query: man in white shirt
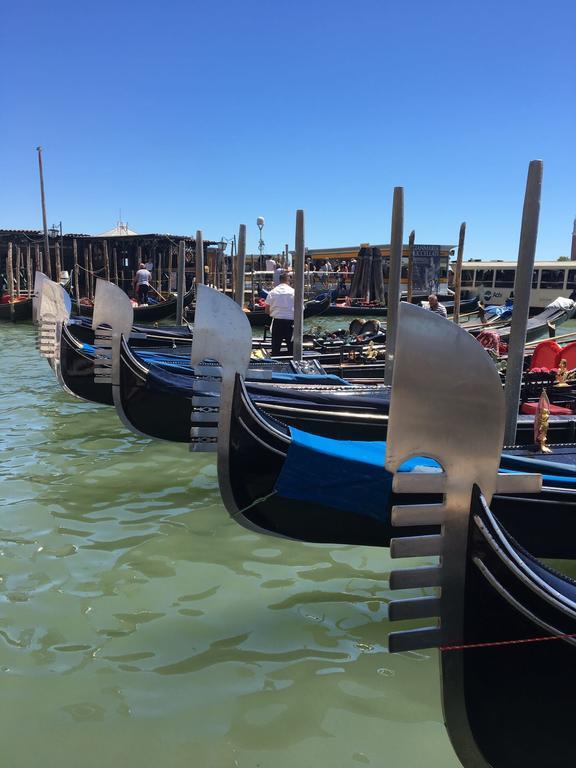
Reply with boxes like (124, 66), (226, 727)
(133, 262), (152, 305)
(265, 257), (277, 272)
(265, 272), (295, 356)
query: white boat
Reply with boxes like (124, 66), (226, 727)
(458, 260), (576, 309)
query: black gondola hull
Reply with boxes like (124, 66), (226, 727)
(0, 297), (33, 322)
(441, 488), (576, 768)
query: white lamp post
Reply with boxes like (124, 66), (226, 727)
(256, 216), (265, 261)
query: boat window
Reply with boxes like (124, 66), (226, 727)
(474, 269), (494, 287)
(532, 270), (539, 288)
(567, 270), (576, 288)
(494, 269), (515, 287)
(540, 269), (565, 289)
(460, 269), (474, 286)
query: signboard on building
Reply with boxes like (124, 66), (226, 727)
(411, 245), (441, 294)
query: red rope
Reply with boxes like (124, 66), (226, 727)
(440, 633), (576, 652)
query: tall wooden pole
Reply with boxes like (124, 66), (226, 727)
(6, 243), (13, 301)
(15, 246), (21, 296)
(293, 210), (305, 362)
(6, 244), (14, 319)
(176, 240), (185, 325)
(406, 229), (415, 304)
(167, 246), (174, 292)
(45, 241), (53, 280)
(112, 247), (119, 285)
(221, 243), (226, 293)
(384, 187), (404, 386)
(55, 241), (62, 283)
(251, 253), (255, 308)
(452, 222), (466, 324)
(88, 243), (94, 299)
(231, 238), (237, 300)
(83, 248), (89, 300)
(195, 231), (204, 286)
(504, 160), (543, 446)
(36, 147), (50, 275)
(35, 243), (42, 275)
(26, 245), (32, 297)
(235, 225), (247, 307)
(103, 241), (110, 283)
(73, 239), (81, 314)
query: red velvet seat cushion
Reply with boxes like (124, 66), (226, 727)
(559, 341), (576, 370)
(520, 402), (573, 415)
(529, 340), (561, 371)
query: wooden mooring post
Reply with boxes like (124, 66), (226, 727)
(235, 225), (246, 307)
(55, 241), (62, 283)
(176, 240), (185, 325)
(73, 239), (81, 314)
(15, 246), (21, 297)
(196, 231), (204, 287)
(406, 230), (415, 304)
(293, 210), (305, 362)
(35, 243), (42, 275)
(103, 241), (110, 283)
(26, 245), (32, 297)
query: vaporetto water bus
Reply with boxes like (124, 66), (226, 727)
(459, 260), (576, 309)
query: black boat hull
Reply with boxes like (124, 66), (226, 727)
(444, 488), (576, 768)
(0, 297), (33, 322)
(73, 285), (196, 322)
(323, 295), (479, 317)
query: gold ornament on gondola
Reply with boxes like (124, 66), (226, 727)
(534, 389), (552, 454)
(555, 358), (571, 387)
(366, 341), (378, 360)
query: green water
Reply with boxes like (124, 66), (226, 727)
(0, 323), (459, 768)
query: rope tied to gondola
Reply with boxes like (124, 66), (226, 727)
(440, 633), (576, 652)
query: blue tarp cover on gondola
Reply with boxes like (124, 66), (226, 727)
(275, 428), (440, 521)
(144, 365), (351, 395)
(485, 299), (513, 320)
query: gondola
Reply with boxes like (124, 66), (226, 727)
(43, 280), (345, 410)
(114, 335), (392, 442)
(72, 283), (196, 322)
(115, 336), (576, 445)
(322, 294), (480, 317)
(0, 294), (35, 321)
(69, 283), (576, 445)
(187, 291), (331, 327)
(215, 370), (576, 556)
(384, 307), (576, 765)
(389, 484), (576, 768)
(40, 279), (576, 455)
(213, 298), (576, 561)
(466, 297), (576, 344)
(1, 272), (71, 322)
(67, 314), (195, 347)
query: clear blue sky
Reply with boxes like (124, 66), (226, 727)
(1, 0), (574, 260)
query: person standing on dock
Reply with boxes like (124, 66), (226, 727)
(133, 263), (152, 305)
(265, 272), (294, 356)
